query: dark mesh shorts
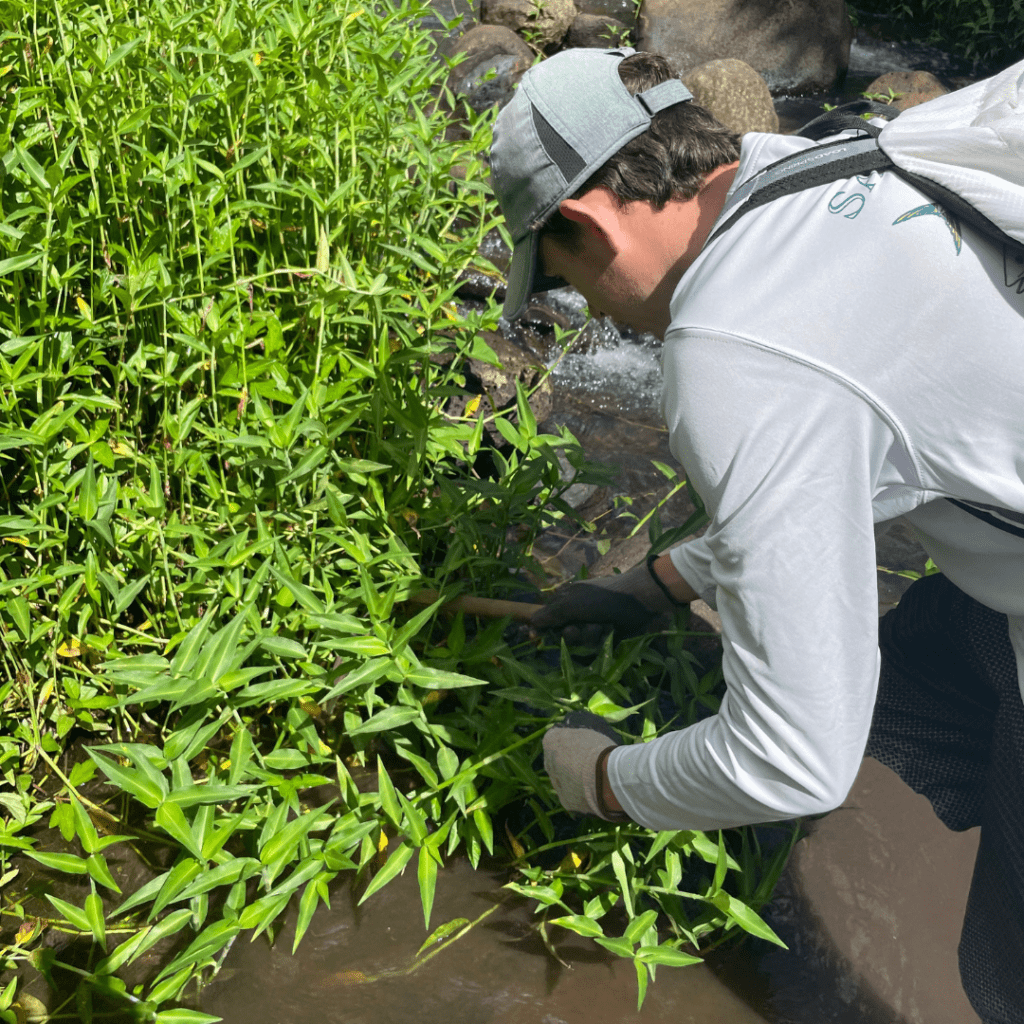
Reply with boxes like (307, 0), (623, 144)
(866, 573), (1024, 1024)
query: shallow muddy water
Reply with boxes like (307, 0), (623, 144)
(203, 858), (771, 1024)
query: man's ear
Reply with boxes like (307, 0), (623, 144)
(558, 190), (622, 255)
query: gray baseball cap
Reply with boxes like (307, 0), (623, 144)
(489, 47), (692, 321)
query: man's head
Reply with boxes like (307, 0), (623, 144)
(489, 48), (741, 323)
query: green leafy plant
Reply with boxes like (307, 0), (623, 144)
(850, 0), (1024, 68)
(0, 0), (796, 1019)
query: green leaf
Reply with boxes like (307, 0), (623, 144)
(417, 845), (438, 929)
(86, 853), (121, 893)
(548, 914), (604, 938)
(262, 748), (310, 770)
(404, 665), (487, 690)
(635, 945), (703, 967)
(268, 565), (325, 613)
(593, 935), (634, 958)
(259, 634), (307, 659)
(156, 802), (202, 859)
(155, 1007), (224, 1023)
(88, 750), (166, 808)
(416, 916), (469, 958)
(25, 850), (89, 874)
(375, 758), (401, 828)
(85, 889), (106, 950)
(103, 34), (145, 71)
(347, 705), (419, 736)
(624, 909), (658, 945)
(713, 830), (728, 892)
(709, 891), (787, 947)
(635, 957), (649, 1011)
(293, 875), (325, 953)
(79, 456), (98, 521)
(260, 803), (333, 866)
(611, 847), (634, 918)
(357, 843), (414, 905)
(45, 895), (91, 932)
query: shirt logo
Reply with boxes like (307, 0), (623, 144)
(893, 204), (962, 254)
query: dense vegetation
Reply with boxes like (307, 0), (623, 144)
(0, 1), (794, 1020)
(850, 0), (1024, 70)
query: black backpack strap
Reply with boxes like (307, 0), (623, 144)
(706, 136), (894, 248)
(797, 99), (901, 140)
(703, 100), (1024, 258)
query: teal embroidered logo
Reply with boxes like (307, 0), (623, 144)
(893, 204), (962, 254)
(827, 174), (875, 220)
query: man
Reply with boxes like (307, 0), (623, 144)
(488, 47), (1024, 1023)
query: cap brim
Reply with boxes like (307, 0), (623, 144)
(502, 231), (568, 321)
(503, 232), (538, 321)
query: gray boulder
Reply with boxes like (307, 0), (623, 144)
(682, 58), (779, 134)
(480, 0), (577, 50)
(637, 0), (853, 95)
(567, 12), (630, 47)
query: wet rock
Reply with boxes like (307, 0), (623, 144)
(440, 25), (535, 113)
(480, 0), (575, 50)
(575, 0), (637, 34)
(864, 69), (949, 111)
(567, 12), (631, 48)
(637, 0), (853, 95)
(555, 450), (599, 507)
(445, 329), (553, 449)
(682, 59), (779, 135)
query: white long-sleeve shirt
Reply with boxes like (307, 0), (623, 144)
(608, 131), (1024, 832)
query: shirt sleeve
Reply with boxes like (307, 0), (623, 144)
(608, 332), (893, 831)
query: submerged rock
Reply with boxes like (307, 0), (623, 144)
(864, 69), (949, 110)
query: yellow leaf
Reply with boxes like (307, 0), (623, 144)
(39, 680), (54, 705)
(558, 848), (585, 873)
(0, 64), (14, 77)
(377, 830), (388, 853)
(110, 440), (132, 456)
(76, 296), (91, 319)
(3, 536), (30, 546)
(504, 820), (525, 861)
(300, 699), (322, 719)
(15, 918), (44, 945)
(57, 639), (82, 658)
(252, 51), (263, 65)
(137, 619), (152, 631)
(465, 395), (481, 418)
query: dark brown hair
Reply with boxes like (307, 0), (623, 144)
(541, 52), (741, 256)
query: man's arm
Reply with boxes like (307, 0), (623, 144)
(604, 333), (894, 830)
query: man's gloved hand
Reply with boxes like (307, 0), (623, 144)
(543, 711), (629, 821)
(531, 557), (681, 641)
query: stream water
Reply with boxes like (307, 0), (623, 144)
(201, 32), (993, 1024)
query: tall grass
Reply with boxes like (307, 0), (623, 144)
(0, 1), (795, 1019)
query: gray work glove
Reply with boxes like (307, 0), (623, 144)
(543, 711), (629, 822)
(531, 557), (681, 640)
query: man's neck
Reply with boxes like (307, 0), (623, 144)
(645, 161), (740, 338)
